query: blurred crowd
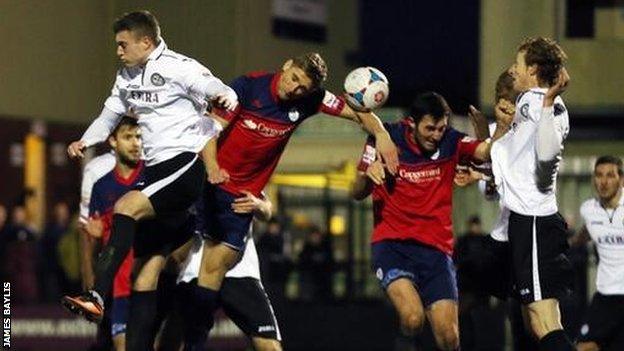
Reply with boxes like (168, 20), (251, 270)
(0, 202), (81, 304)
(0, 202), (337, 305)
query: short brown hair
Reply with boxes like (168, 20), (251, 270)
(495, 70), (519, 103)
(291, 52), (328, 89)
(595, 155), (623, 177)
(518, 37), (567, 86)
(113, 10), (161, 45)
(408, 91), (451, 124)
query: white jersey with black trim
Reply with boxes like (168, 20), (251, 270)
(580, 193), (624, 295)
(79, 153), (116, 224)
(83, 39), (229, 166)
(178, 234), (261, 283)
(491, 88), (570, 216)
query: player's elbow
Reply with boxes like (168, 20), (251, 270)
(351, 188), (368, 201)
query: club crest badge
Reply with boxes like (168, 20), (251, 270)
(520, 103), (529, 119)
(151, 73), (165, 86)
(288, 108), (300, 122)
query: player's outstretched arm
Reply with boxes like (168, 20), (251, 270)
(472, 100), (514, 161)
(468, 105), (490, 141)
(352, 160), (385, 200)
(536, 68), (570, 162)
(201, 136), (229, 184)
(68, 107), (123, 159)
(183, 63), (238, 111)
(336, 102), (398, 175)
(231, 191), (273, 221)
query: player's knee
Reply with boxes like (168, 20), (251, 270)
(113, 191), (150, 219)
(400, 312), (425, 335)
(133, 272), (158, 291)
(252, 337), (282, 351)
(576, 341), (600, 351)
(526, 301), (562, 339)
(434, 324), (459, 351)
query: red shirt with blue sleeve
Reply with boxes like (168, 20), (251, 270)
(358, 120), (480, 255)
(88, 163), (144, 298)
(213, 72), (345, 196)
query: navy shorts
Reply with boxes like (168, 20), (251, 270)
(372, 240), (458, 307)
(110, 296), (129, 337)
(197, 184), (252, 251)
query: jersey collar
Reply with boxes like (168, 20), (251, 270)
(270, 73), (281, 102)
(529, 87), (548, 94)
(113, 161), (144, 186)
(401, 119), (423, 156)
(146, 38), (167, 62)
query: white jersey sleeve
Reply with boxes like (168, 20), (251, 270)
(80, 107), (123, 148)
(79, 153), (116, 224)
(104, 71), (129, 115)
(178, 60), (237, 107)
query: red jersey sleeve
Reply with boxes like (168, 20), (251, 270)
(318, 90), (346, 116)
(456, 135), (481, 158)
(357, 136), (377, 172)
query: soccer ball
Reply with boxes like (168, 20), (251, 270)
(343, 66), (389, 111)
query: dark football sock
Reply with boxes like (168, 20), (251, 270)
(539, 329), (574, 351)
(126, 290), (158, 351)
(93, 214), (136, 298)
(182, 283), (219, 351)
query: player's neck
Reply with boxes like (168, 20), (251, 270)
(600, 189), (622, 209)
(115, 162), (138, 179)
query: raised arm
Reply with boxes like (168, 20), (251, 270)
(335, 101), (398, 175)
(471, 100), (514, 161)
(536, 69), (570, 162)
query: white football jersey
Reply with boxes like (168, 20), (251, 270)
(178, 234), (261, 284)
(491, 88), (569, 216)
(580, 193), (624, 295)
(97, 39), (226, 166)
(79, 153), (116, 224)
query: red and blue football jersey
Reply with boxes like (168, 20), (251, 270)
(358, 120), (480, 255)
(214, 72), (345, 195)
(89, 163), (144, 297)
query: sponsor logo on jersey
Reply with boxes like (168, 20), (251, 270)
(519, 288), (531, 296)
(150, 73), (165, 86)
(241, 119), (294, 137)
(590, 220), (604, 225)
(399, 167), (441, 183)
(129, 90), (160, 103)
(597, 235), (624, 245)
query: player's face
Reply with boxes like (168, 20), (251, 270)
(510, 51), (534, 92)
(278, 61), (315, 100)
(414, 115), (448, 151)
(115, 30), (151, 67)
(110, 125), (142, 165)
(593, 163), (623, 201)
